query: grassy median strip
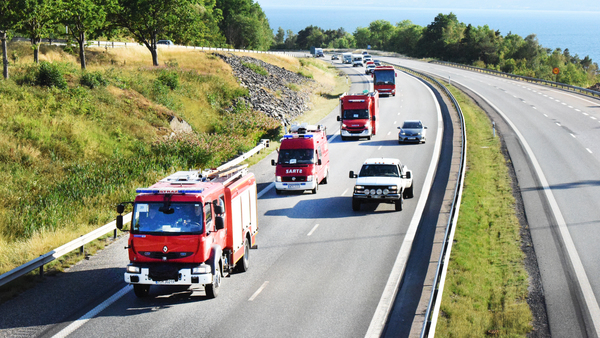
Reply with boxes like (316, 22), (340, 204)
(435, 86), (532, 336)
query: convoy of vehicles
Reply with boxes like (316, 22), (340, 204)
(352, 54), (363, 67)
(349, 158), (414, 211)
(337, 91), (380, 141)
(116, 153), (260, 298)
(365, 61), (376, 74)
(398, 120), (427, 143)
(372, 66), (397, 96)
(272, 123), (330, 194)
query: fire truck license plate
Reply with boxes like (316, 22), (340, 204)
(288, 184), (300, 189)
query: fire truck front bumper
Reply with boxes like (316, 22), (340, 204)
(275, 180), (317, 191)
(341, 128), (371, 137)
(124, 264), (214, 286)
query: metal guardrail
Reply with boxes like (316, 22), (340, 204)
(0, 140), (271, 288)
(385, 61), (468, 337)
(432, 60), (600, 99)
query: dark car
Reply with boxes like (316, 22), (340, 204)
(331, 54), (339, 60)
(157, 40), (174, 45)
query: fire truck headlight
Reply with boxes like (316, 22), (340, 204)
(306, 175), (314, 182)
(126, 265), (140, 274)
(276, 176), (282, 182)
(341, 123), (347, 129)
(192, 265), (211, 274)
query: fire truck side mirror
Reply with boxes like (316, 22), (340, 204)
(215, 216), (225, 231)
(349, 171), (356, 179)
(395, 73), (397, 77)
(214, 204), (223, 215)
(318, 159), (322, 166)
(371, 73), (373, 78)
(271, 159), (276, 166)
(116, 215), (123, 230)
(116, 204), (125, 214)
(337, 116), (341, 121)
(372, 116), (376, 121)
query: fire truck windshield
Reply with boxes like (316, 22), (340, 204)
(132, 202), (204, 234)
(373, 70), (395, 85)
(342, 109), (369, 120)
(278, 148), (314, 164)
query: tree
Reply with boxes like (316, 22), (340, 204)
(353, 27), (370, 49)
(417, 13), (462, 59)
(215, 0), (271, 50)
(1, 0), (18, 79)
(15, 0), (61, 64)
(110, 0), (223, 66)
(60, 0), (111, 69)
(389, 20), (422, 56)
(284, 29), (296, 49)
(368, 20), (394, 50)
(274, 27), (285, 46)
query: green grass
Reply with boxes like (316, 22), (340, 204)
(435, 85), (533, 337)
(242, 61), (269, 76)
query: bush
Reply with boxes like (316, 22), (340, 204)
(36, 62), (68, 89)
(242, 62), (268, 76)
(157, 71), (179, 90)
(80, 71), (108, 89)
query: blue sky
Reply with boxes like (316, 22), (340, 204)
(254, 0), (599, 11)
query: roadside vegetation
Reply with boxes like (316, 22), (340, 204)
(0, 42), (345, 292)
(273, 14), (599, 88)
(435, 86), (532, 336)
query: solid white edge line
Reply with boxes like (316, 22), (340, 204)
(460, 83), (600, 336)
(52, 285), (131, 338)
(248, 281), (269, 301)
(257, 182), (275, 199)
(307, 224), (320, 236)
(365, 72), (444, 338)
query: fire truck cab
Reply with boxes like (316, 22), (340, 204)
(271, 123), (330, 194)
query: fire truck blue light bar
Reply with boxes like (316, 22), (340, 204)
(136, 188), (205, 194)
(283, 134), (314, 139)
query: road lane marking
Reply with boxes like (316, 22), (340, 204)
(248, 281), (269, 301)
(587, 148), (593, 153)
(307, 224), (320, 236)
(571, 134), (576, 138)
(257, 182), (275, 198)
(52, 285), (131, 338)
(556, 123), (562, 127)
(341, 188), (348, 196)
(544, 114), (549, 117)
(592, 117), (597, 120)
(575, 109), (581, 112)
(583, 113), (589, 116)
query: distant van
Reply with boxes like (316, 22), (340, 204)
(352, 54), (363, 67)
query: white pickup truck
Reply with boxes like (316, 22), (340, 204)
(349, 158), (414, 211)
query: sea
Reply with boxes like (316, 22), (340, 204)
(262, 6), (600, 64)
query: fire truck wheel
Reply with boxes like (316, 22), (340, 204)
(395, 195), (403, 211)
(275, 188), (282, 195)
(206, 263), (221, 298)
(322, 170), (329, 184)
(312, 182), (318, 194)
(367, 135), (371, 141)
(341, 136), (347, 141)
(133, 284), (150, 298)
(236, 239), (250, 273)
(352, 198), (361, 211)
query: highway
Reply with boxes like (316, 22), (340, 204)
(0, 58), (453, 337)
(380, 56), (600, 337)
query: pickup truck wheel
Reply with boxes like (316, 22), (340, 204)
(236, 239), (250, 273)
(206, 262), (221, 298)
(395, 195), (403, 211)
(133, 284), (150, 298)
(352, 198), (361, 211)
(404, 185), (414, 199)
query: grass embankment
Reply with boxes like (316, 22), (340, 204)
(435, 86), (532, 336)
(0, 42), (346, 295)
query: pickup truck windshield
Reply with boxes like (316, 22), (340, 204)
(132, 202), (203, 234)
(359, 164), (399, 177)
(343, 109), (369, 119)
(374, 70), (395, 85)
(278, 148), (314, 164)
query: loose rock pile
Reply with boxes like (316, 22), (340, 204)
(217, 53), (313, 125)
(589, 83), (600, 92)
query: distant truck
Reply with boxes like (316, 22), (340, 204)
(272, 123), (330, 194)
(342, 52), (352, 64)
(349, 158), (414, 211)
(352, 54), (363, 67)
(337, 91), (379, 140)
(310, 47), (324, 57)
(372, 66), (397, 96)
(116, 148), (263, 298)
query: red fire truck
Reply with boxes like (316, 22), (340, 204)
(337, 91), (380, 141)
(116, 154), (261, 298)
(271, 123), (330, 194)
(372, 66), (397, 96)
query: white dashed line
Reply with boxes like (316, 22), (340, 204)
(393, 121), (397, 124)
(583, 113), (589, 116)
(575, 109), (581, 112)
(587, 148), (593, 154)
(562, 102), (567, 105)
(532, 107), (537, 110)
(341, 188), (348, 196)
(568, 106), (573, 108)
(556, 123), (562, 127)
(570, 134), (576, 138)
(307, 224), (320, 236)
(592, 117), (597, 120)
(378, 145), (383, 150)
(248, 281), (269, 301)
(387, 131), (391, 136)
(544, 114), (549, 117)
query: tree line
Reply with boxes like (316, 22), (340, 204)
(272, 13), (599, 87)
(0, 0), (272, 78)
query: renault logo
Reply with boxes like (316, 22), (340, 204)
(163, 246), (168, 253)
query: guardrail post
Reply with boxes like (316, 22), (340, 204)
(39, 264), (44, 279)
(114, 229), (117, 239)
